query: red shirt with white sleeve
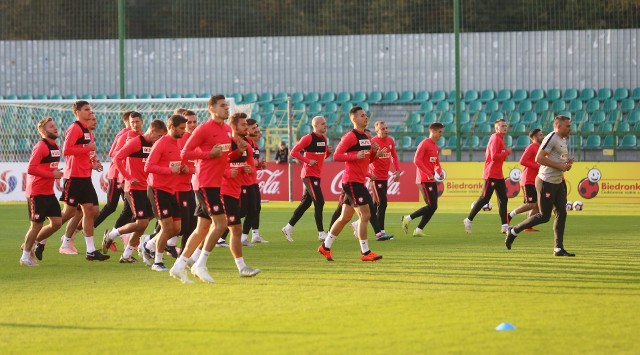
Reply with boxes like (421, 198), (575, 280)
(483, 133), (510, 179)
(176, 131), (196, 192)
(290, 132), (330, 178)
(221, 138), (254, 198)
(333, 129), (372, 184)
(114, 135), (153, 191)
(370, 136), (400, 180)
(62, 121), (94, 179)
(26, 138), (61, 197)
(414, 138), (443, 183)
(107, 127), (129, 179)
(145, 134), (183, 194)
(519, 141), (541, 186)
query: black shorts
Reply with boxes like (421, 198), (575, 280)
(148, 187), (181, 220)
(127, 190), (153, 220)
(222, 195), (241, 226)
(523, 184), (538, 203)
(60, 177), (98, 207)
(371, 179), (388, 204)
(194, 187), (224, 218)
(342, 182), (371, 207)
(240, 185), (250, 218)
(27, 194), (62, 223)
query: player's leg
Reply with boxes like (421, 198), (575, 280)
(494, 178), (509, 230)
(464, 179), (496, 233)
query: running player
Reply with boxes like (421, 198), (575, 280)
(240, 118), (268, 245)
(175, 110), (198, 251)
(369, 121), (401, 238)
(507, 128), (543, 231)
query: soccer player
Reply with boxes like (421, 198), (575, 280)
(401, 122), (444, 237)
(507, 128), (544, 231)
(505, 115), (576, 256)
(241, 118), (268, 245)
(175, 110), (199, 251)
(103, 119), (167, 264)
(20, 118), (64, 266)
(369, 121), (401, 238)
(171, 95), (248, 283)
(144, 115), (188, 271)
(93, 111), (133, 229)
(281, 116), (332, 242)
(463, 118), (512, 234)
(318, 106), (383, 262)
(58, 101), (109, 261)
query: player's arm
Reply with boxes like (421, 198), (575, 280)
(290, 135), (312, 164)
(332, 133), (359, 162)
(114, 139), (139, 181)
(413, 141), (431, 176)
(535, 140), (570, 171)
(63, 125), (92, 156)
(519, 145), (539, 169)
(27, 142), (56, 178)
(180, 127), (210, 160)
(145, 143), (172, 175)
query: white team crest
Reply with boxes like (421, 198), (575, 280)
(545, 192), (551, 198)
(69, 198), (75, 204)
(143, 147), (152, 153)
(162, 209), (168, 215)
(229, 216), (236, 222)
(314, 181), (319, 186)
(183, 201), (188, 207)
(213, 205), (220, 212)
(428, 186), (433, 191)
(84, 133), (91, 140)
(242, 188), (247, 193)
(429, 157), (437, 162)
(358, 197), (364, 203)
(491, 182), (495, 186)
(34, 214), (40, 220)
(50, 150), (61, 157)
(528, 197), (533, 201)
(377, 183), (382, 188)
(138, 211), (144, 216)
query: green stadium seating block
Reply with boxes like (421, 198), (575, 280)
(484, 100), (499, 113)
(599, 123), (613, 133)
(529, 89), (545, 102)
(448, 90), (462, 103)
(240, 92), (257, 104)
(534, 100), (550, 113)
(435, 101), (450, 112)
(411, 124), (425, 133)
(94, 94), (108, 99)
(590, 111), (606, 124)
(479, 135), (490, 149)
(380, 91), (399, 104)
(464, 90), (479, 103)
(512, 123), (527, 133)
(439, 112), (454, 125)
(620, 99), (636, 113)
(359, 102), (370, 112)
(292, 102), (306, 111)
(20, 95), (34, 100)
(603, 99), (617, 112)
(169, 93), (182, 99)
(437, 136), (446, 147)
(183, 93), (197, 99)
(291, 92), (304, 104)
(406, 112), (421, 126)
(606, 111), (620, 123)
(517, 100), (533, 113)
(48, 94), (62, 100)
(514, 135), (530, 149)
(579, 88), (595, 101)
(504, 135), (513, 148)
(467, 100), (482, 114)
(474, 112), (487, 124)
(631, 88), (640, 101)
(463, 135), (480, 149)
(522, 111), (537, 125)
(273, 92), (288, 104)
(574, 111), (587, 124)
(459, 112), (471, 125)
(613, 88), (629, 101)
(340, 102), (353, 113)
(627, 110), (640, 125)
(568, 99), (583, 112)
(367, 91), (382, 104)
(400, 136), (412, 149)
(423, 112), (438, 125)
(477, 123), (493, 133)
(501, 100), (516, 112)
(496, 89), (512, 102)
(551, 100), (566, 112)
(585, 135), (601, 149)
(153, 93), (167, 99)
(461, 123), (472, 133)
(617, 122), (630, 132)
(490, 111), (504, 122)
(258, 92), (274, 103)
(546, 89), (561, 102)
(444, 123), (456, 134)
(620, 134), (637, 148)
(430, 90), (446, 103)
(602, 135), (616, 148)
(304, 92), (320, 104)
(479, 89), (495, 103)
(412, 90), (429, 103)
(397, 91), (414, 104)
(124, 94), (136, 99)
(581, 122), (595, 132)
(335, 91), (351, 104)
(351, 91), (366, 103)
(259, 103), (275, 113)
(562, 88), (578, 101)
(413, 135), (427, 148)
(5, 94), (18, 100)
(445, 136), (458, 149)
(196, 93), (210, 98)
(585, 99), (600, 113)
(324, 103), (338, 113)
(299, 125), (312, 135)
(597, 88), (612, 101)
(418, 101), (433, 113)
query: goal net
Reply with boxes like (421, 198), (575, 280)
(0, 97), (244, 163)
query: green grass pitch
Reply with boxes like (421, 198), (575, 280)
(0, 201), (638, 354)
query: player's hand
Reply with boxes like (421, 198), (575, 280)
(170, 164), (181, 174)
(87, 141), (97, 151)
(260, 159), (267, 169)
(308, 159), (318, 166)
(327, 146), (333, 155)
(244, 166), (253, 175)
(209, 144), (223, 158)
(371, 142), (380, 154)
(356, 150), (366, 159)
(506, 148), (512, 155)
(563, 161), (573, 172)
(237, 139), (248, 153)
(392, 171), (401, 182)
(230, 168), (239, 178)
(92, 161), (103, 172)
(53, 169), (63, 179)
(180, 165), (190, 174)
(131, 179), (140, 186)
(376, 147), (387, 158)
(369, 174), (377, 180)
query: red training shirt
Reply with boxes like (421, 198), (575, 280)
(62, 121), (94, 179)
(221, 138), (254, 198)
(26, 138), (61, 197)
(107, 128), (129, 179)
(145, 134), (183, 194)
(333, 129), (373, 184)
(290, 132), (330, 178)
(370, 136), (400, 181)
(519, 141), (541, 186)
(483, 133), (510, 179)
(176, 131), (196, 192)
(414, 137), (443, 183)
(114, 135), (153, 191)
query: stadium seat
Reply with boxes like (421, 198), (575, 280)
(479, 135), (490, 149)
(273, 92), (287, 104)
(299, 125), (312, 135)
(606, 111), (619, 123)
(522, 111), (537, 125)
(546, 89), (561, 102)
(4, 94), (16, 100)
(562, 88), (578, 101)
(627, 110), (640, 126)
(529, 89), (545, 102)
(169, 93), (182, 99)
(292, 102), (306, 112)
(620, 99), (636, 113)
(153, 93), (167, 99)
(34, 94), (47, 100)
(602, 135), (616, 148)
(436, 136), (446, 147)
(534, 100), (549, 113)
(484, 100), (499, 113)
(335, 91), (351, 104)
(430, 90), (446, 103)
(255, 92), (271, 104)
(464, 90), (479, 103)
(380, 91), (399, 104)
(400, 136), (412, 149)
(511, 123), (527, 133)
(351, 91), (366, 103)
(340, 102), (353, 113)
(631, 87), (640, 101)
(325, 113), (339, 126)
(304, 92), (320, 104)
(474, 112), (487, 125)
(447, 90), (462, 103)
(260, 103), (275, 114)
(585, 135), (601, 149)
(590, 111), (606, 125)
(603, 99), (617, 112)
(496, 89), (512, 102)
(599, 123), (613, 133)
(508, 112), (522, 124)
(440, 112), (454, 125)
(240, 92), (257, 104)
(359, 102), (370, 112)
(461, 123), (472, 133)
(446, 136), (458, 149)
(367, 91), (382, 104)
(479, 89), (495, 103)
(501, 100), (516, 113)
(182, 93), (196, 99)
(551, 100), (566, 112)
(64, 94), (78, 100)
(324, 102), (338, 113)
(291, 92), (304, 104)
(504, 135), (513, 148)
(397, 91), (414, 103)
(574, 111), (587, 124)
(585, 99), (600, 113)
(417, 101), (433, 113)
(410, 124), (425, 133)
(423, 112), (438, 125)
(613, 88), (629, 101)
(94, 94), (108, 99)
(459, 112), (471, 125)
(406, 112), (421, 126)
(463, 135), (480, 149)
(579, 88), (595, 101)
(512, 89), (528, 103)
(517, 100), (533, 113)
(620, 134), (637, 148)
(125, 94), (137, 99)
(412, 90), (429, 103)
(581, 122), (595, 133)
(597, 88), (612, 101)
(435, 101), (450, 112)
(490, 111), (504, 122)
(467, 100), (482, 114)
(477, 123), (493, 133)
(617, 122), (630, 132)
(20, 95), (33, 100)
(568, 99), (583, 112)
(514, 135), (530, 149)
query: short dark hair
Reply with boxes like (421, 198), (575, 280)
(208, 95), (226, 108)
(494, 118), (506, 125)
(349, 106), (363, 117)
(129, 111), (142, 120)
(168, 114), (187, 129)
(430, 122), (444, 130)
(72, 100), (90, 112)
(174, 107), (188, 115)
(183, 110), (196, 117)
(529, 128), (541, 138)
(246, 118), (257, 126)
(229, 112), (247, 127)
(122, 110), (134, 123)
(149, 119), (167, 132)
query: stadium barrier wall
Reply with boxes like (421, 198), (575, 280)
(1, 162), (638, 204)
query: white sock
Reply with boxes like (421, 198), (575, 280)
(414, 228), (422, 233)
(21, 251), (30, 260)
(122, 245), (134, 258)
(191, 248), (202, 263)
(195, 250), (210, 268)
(145, 238), (157, 251)
(154, 249), (164, 264)
(61, 236), (71, 248)
(554, 247), (562, 252)
(217, 237), (226, 244)
(285, 223), (293, 230)
(359, 239), (370, 254)
(107, 227), (120, 239)
(85, 236), (96, 253)
(174, 255), (188, 271)
(241, 233), (249, 242)
(324, 234), (337, 249)
(39, 239), (47, 245)
(381, 230), (386, 234)
(252, 230), (260, 238)
(167, 236), (177, 247)
(511, 228), (518, 236)
(234, 257), (247, 271)
(318, 231), (326, 238)
(502, 224), (509, 228)
(509, 211), (516, 218)
(405, 215), (412, 222)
